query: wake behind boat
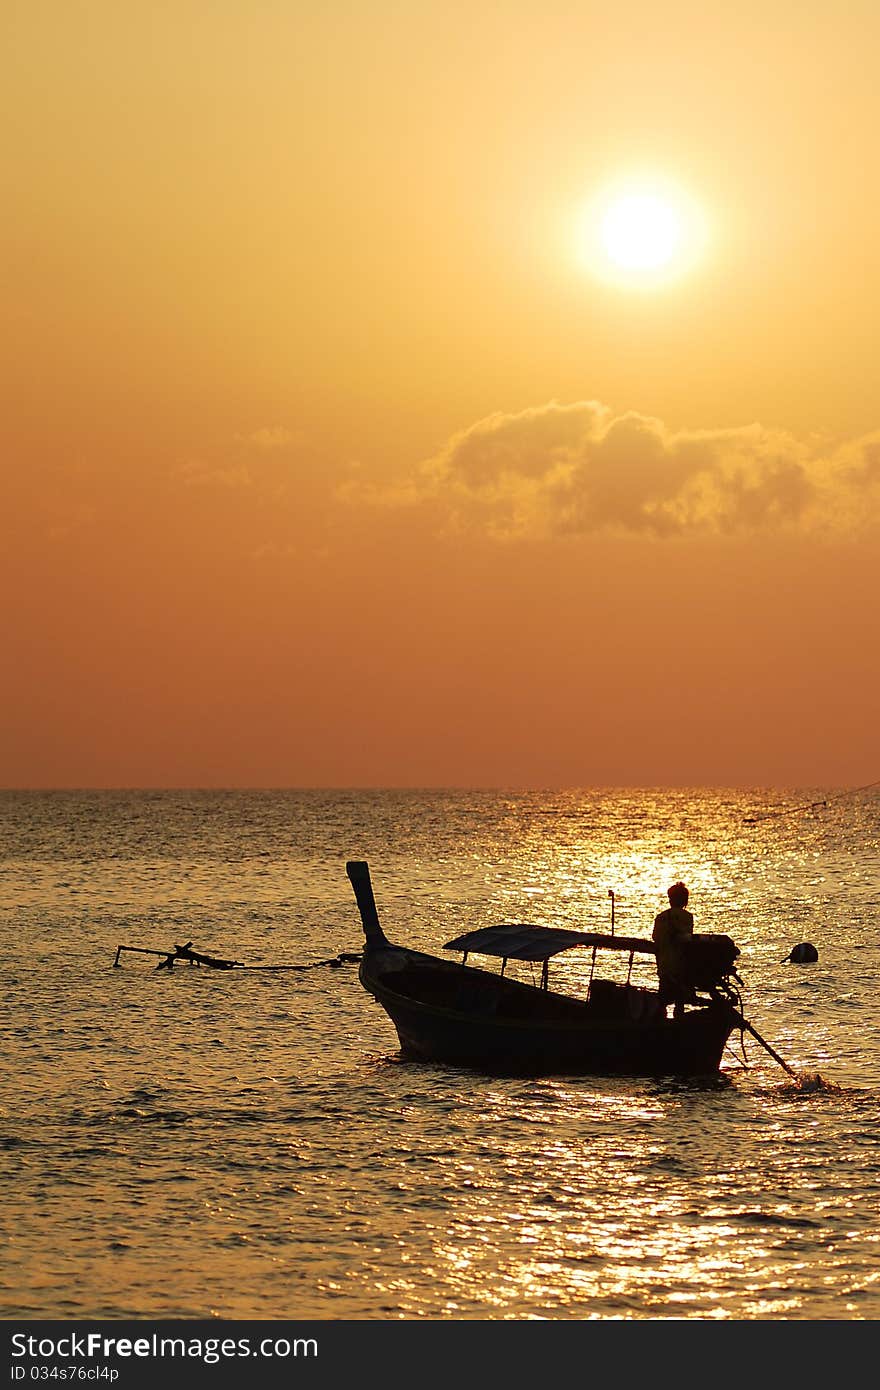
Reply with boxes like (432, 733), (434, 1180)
(347, 861), (744, 1077)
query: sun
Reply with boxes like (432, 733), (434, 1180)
(579, 176), (707, 288)
(601, 192), (681, 270)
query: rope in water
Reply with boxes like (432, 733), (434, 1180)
(113, 943), (361, 971)
(743, 777), (880, 825)
(233, 952), (362, 972)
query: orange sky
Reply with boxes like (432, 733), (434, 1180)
(3, 2), (878, 787)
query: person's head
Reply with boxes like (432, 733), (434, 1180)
(667, 881), (689, 908)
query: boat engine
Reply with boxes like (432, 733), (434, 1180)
(683, 933), (742, 1003)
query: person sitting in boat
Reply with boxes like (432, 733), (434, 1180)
(652, 882), (696, 1020)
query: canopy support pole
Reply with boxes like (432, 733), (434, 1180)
(587, 944), (598, 1000)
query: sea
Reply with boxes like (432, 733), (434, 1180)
(1, 788), (879, 1322)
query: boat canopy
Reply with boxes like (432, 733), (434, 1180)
(443, 923), (656, 962)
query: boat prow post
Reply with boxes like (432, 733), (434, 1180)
(346, 860), (390, 947)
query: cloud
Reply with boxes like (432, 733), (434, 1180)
(349, 400), (880, 541)
(237, 426), (299, 451)
(175, 427), (304, 492)
(178, 459), (253, 489)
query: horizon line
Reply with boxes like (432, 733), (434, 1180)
(0, 782), (864, 794)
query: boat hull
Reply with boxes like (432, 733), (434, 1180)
(360, 946), (737, 1077)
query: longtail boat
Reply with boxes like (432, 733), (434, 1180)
(347, 860), (743, 1077)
